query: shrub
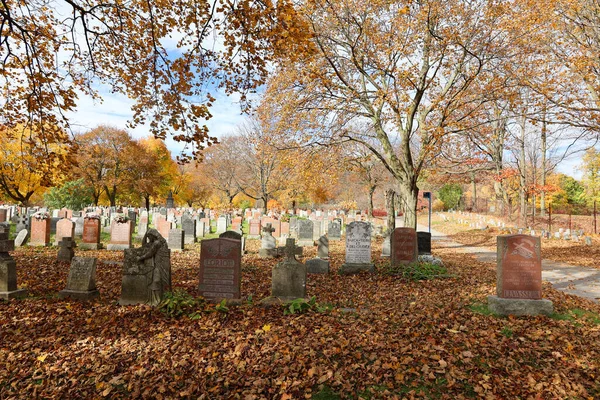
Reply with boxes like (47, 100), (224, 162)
(158, 290), (205, 318)
(438, 184), (463, 210)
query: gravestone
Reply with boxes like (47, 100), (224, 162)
(259, 223), (277, 258)
(217, 216), (227, 234)
(119, 229), (171, 306)
(381, 233), (391, 257)
(167, 228), (184, 252)
(271, 239), (307, 300)
(137, 211), (149, 238)
(30, 215), (51, 246)
(81, 217), (102, 250)
(107, 220), (132, 250)
(248, 219), (261, 239)
(58, 257), (99, 300)
(74, 217), (84, 237)
(312, 220), (322, 240)
(0, 209), (6, 223)
(156, 216), (172, 240)
(55, 218), (75, 246)
(220, 230), (242, 241)
(289, 217), (298, 238)
(297, 220), (314, 246)
(488, 235), (553, 316)
(15, 214), (29, 232)
(328, 220), (342, 241)
(307, 235), (330, 274)
(390, 228), (418, 265)
(417, 232), (432, 255)
(0, 232), (27, 300)
(585, 236), (592, 246)
(340, 221), (374, 274)
(166, 191), (175, 209)
(198, 238), (242, 300)
(197, 220), (205, 239)
(14, 229), (29, 247)
(57, 237), (76, 262)
(182, 216), (196, 244)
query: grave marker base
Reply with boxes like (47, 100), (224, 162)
(306, 258), (329, 274)
(339, 263), (374, 275)
(58, 289), (100, 301)
(80, 243), (102, 250)
(487, 295), (553, 317)
(0, 289), (27, 300)
(107, 244), (131, 251)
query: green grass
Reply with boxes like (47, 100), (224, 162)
(312, 386), (341, 400)
(500, 326), (513, 338)
(469, 303), (494, 316)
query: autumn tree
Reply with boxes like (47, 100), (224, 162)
(129, 137), (179, 209)
(0, 0), (313, 160)
(0, 124), (73, 206)
(262, 0), (512, 228)
(201, 136), (244, 205)
(580, 147), (600, 207)
(73, 125), (138, 206)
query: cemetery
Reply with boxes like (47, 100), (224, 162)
(0, 203), (599, 398)
(3, 0), (600, 397)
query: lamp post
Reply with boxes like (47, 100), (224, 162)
(423, 192), (432, 233)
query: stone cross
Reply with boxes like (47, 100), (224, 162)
(262, 223), (276, 235)
(284, 238), (297, 260)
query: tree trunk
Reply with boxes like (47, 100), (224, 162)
(368, 185), (376, 217)
(145, 195), (150, 211)
(385, 189), (396, 234)
(540, 116), (547, 216)
(398, 181), (418, 229)
(470, 171), (477, 212)
(519, 116), (527, 225)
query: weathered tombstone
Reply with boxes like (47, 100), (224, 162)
(74, 217), (84, 238)
(58, 257), (99, 300)
(585, 236), (593, 246)
(487, 235), (553, 316)
(14, 229), (29, 247)
(381, 233), (391, 257)
(297, 220), (314, 246)
(119, 229), (171, 305)
(197, 220), (206, 239)
(0, 209), (6, 223)
(391, 228), (418, 265)
(271, 239), (307, 300)
(182, 216), (196, 244)
(289, 217), (298, 238)
(137, 211), (149, 238)
(81, 216), (102, 250)
(55, 218), (75, 246)
(15, 214), (29, 233)
(217, 216), (227, 234)
(198, 238), (242, 301)
(0, 232), (27, 300)
(312, 220), (322, 240)
(30, 213), (51, 246)
(307, 235), (330, 274)
(340, 221), (374, 274)
(167, 228), (185, 252)
(57, 237), (76, 262)
(417, 231), (432, 255)
(317, 235), (329, 258)
(328, 220), (342, 241)
(107, 218), (132, 251)
(259, 223), (277, 258)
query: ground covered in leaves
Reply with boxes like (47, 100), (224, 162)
(1, 238), (600, 399)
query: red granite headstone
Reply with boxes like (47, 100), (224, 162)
(249, 219), (261, 236)
(497, 235), (542, 300)
(156, 216), (171, 240)
(391, 228), (418, 265)
(281, 222), (290, 236)
(83, 219), (101, 244)
(30, 218), (50, 246)
(199, 238), (242, 300)
(55, 218), (75, 246)
(0, 209), (6, 223)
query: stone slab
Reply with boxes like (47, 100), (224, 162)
(58, 289), (100, 301)
(487, 295), (553, 317)
(0, 288), (27, 300)
(306, 258), (330, 274)
(339, 263), (375, 275)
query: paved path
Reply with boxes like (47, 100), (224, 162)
(420, 225), (600, 303)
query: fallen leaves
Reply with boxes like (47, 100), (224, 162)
(0, 238), (599, 398)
